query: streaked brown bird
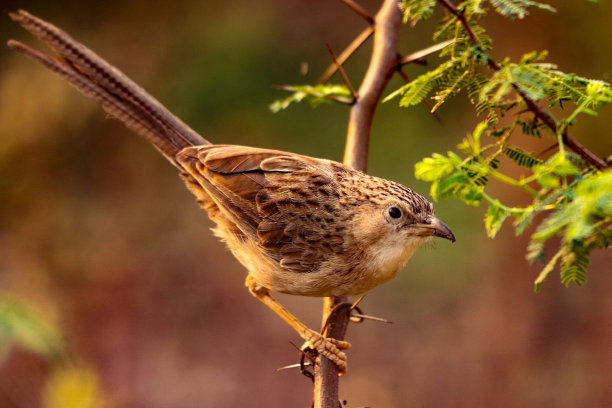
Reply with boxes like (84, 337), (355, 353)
(8, 10), (455, 374)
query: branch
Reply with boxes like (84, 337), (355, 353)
(436, 0), (609, 170)
(326, 44), (357, 101)
(319, 26), (374, 84)
(343, 0), (402, 171)
(314, 1), (402, 407)
(313, 297), (351, 408)
(340, 0), (374, 24)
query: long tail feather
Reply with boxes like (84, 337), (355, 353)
(7, 9), (209, 163)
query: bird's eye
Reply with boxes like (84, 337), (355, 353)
(388, 206), (402, 219)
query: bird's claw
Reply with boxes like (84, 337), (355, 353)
(301, 328), (350, 375)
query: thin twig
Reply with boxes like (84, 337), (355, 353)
(326, 44), (357, 102)
(340, 0), (374, 24)
(343, 0), (402, 171)
(436, 0), (608, 169)
(319, 26), (374, 84)
(399, 39), (455, 65)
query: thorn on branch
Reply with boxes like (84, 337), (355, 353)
(350, 311), (394, 324)
(399, 39), (456, 66)
(340, 0), (374, 24)
(326, 44), (357, 103)
(347, 296), (394, 324)
(319, 26), (374, 84)
(279, 342), (317, 382)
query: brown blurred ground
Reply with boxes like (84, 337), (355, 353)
(1, 1), (611, 407)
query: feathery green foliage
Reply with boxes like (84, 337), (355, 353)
(502, 146), (542, 168)
(405, 1), (610, 289)
(489, 0), (555, 19)
(399, 0), (437, 24)
(271, 0), (610, 289)
(269, 84), (351, 113)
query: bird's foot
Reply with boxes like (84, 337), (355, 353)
(300, 328), (351, 375)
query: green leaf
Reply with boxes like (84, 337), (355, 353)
(519, 119), (544, 138)
(545, 153), (581, 176)
(0, 297), (63, 359)
(386, 60), (465, 109)
(414, 152), (460, 182)
(489, 0), (555, 19)
(536, 173), (560, 189)
(480, 66), (514, 103)
(531, 207), (568, 242)
(502, 145), (542, 168)
(560, 250), (589, 287)
(458, 121), (487, 156)
(431, 68), (474, 112)
(514, 188), (566, 235)
(484, 201), (510, 238)
(527, 238), (546, 264)
(564, 169), (612, 241)
(533, 247), (565, 291)
(400, 0), (437, 25)
(528, 169), (612, 287)
(532, 153), (581, 189)
(399, 77), (435, 107)
(461, 0), (488, 16)
(270, 84), (350, 112)
(481, 60), (555, 104)
(433, 172), (484, 205)
(514, 209), (535, 235)
(511, 65), (548, 100)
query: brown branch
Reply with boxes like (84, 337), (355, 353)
(436, 0), (608, 170)
(313, 297), (350, 408)
(343, 0), (402, 171)
(314, 1), (403, 407)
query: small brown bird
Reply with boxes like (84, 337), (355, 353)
(8, 10), (455, 374)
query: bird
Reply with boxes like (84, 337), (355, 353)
(7, 9), (455, 374)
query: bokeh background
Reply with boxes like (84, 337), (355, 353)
(1, 1), (611, 407)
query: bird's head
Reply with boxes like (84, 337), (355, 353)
(350, 177), (455, 286)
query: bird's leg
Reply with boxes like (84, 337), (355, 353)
(245, 274), (351, 374)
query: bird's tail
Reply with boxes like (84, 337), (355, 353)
(7, 10), (210, 164)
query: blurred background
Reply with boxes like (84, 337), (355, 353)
(1, 1), (611, 407)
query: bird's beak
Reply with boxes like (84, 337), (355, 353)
(416, 217), (455, 242)
(429, 217), (455, 242)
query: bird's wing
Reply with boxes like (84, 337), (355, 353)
(176, 145), (348, 273)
